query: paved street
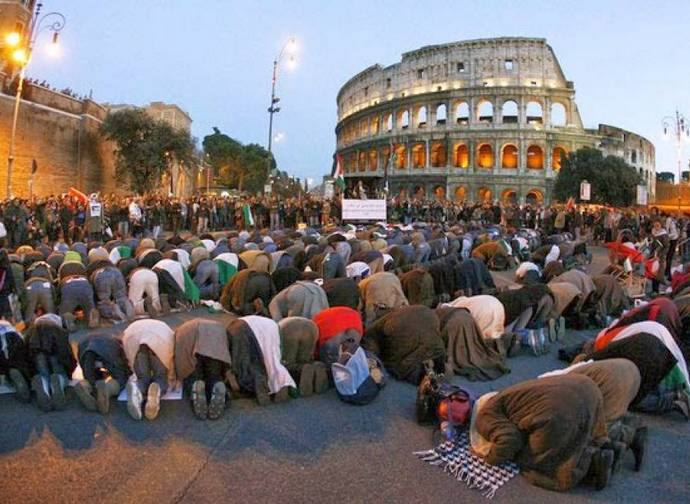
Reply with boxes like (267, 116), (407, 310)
(0, 247), (688, 503)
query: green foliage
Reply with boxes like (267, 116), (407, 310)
(656, 171), (675, 183)
(101, 109), (195, 194)
(554, 147), (642, 206)
(270, 170), (304, 198)
(202, 127), (275, 193)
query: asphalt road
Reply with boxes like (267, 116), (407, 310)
(0, 248), (688, 504)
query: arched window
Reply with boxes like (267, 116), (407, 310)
(431, 141), (447, 167)
(358, 151), (367, 172)
(456, 102), (469, 124)
(368, 149), (378, 171)
(551, 102), (566, 126)
(526, 101), (543, 124)
(502, 100), (518, 124)
(526, 189), (543, 205)
(552, 147), (566, 171)
(347, 153), (357, 173)
(436, 103), (447, 125)
(501, 189), (517, 204)
(477, 100), (494, 123)
(477, 143), (494, 169)
(400, 110), (410, 129)
(395, 144), (407, 169)
(417, 106), (427, 128)
(502, 144), (518, 168)
(527, 145), (544, 169)
(371, 115), (380, 135)
(477, 187), (492, 202)
(412, 143), (426, 168)
(454, 186), (467, 201)
(433, 185), (446, 200)
(385, 113), (393, 132)
(454, 144), (469, 168)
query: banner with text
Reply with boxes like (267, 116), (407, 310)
(341, 199), (387, 221)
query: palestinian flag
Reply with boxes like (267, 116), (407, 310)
(242, 204), (255, 227)
(334, 154), (345, 190)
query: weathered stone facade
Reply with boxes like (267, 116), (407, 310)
(335, 37), (655, 204)
(0, 83), (118, 197)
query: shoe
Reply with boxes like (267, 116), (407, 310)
(96, 379), (119, 415)
(273, 386), (290, 403)
(207, 382), (226, 420)
(50, 374), (66, 410)
(312, 362), (330, 395)
(299, 363), (315, 397)
(591, 448), (614, 491)
(8, 368), (30, 403)
(126, 380), (143, 420)
(254, 375), (270, 406)
(191, 380), (208, 420)
(548, 318), (557, 342)
(673, 392), (690, 420)
(630, 426), (647, 472)
(88, 308), (101, 329)
(144, 297), (159, 318)
(144, 382), (162, 420)
(63, 313), (77, 333)
(74, 380), (97, 412)
(527, 330), (540, 356)
(557, 316), (566, 340)
(32, 375), (53, 412)
(538, 327), (549, 355)
(610, 441), (627, 474)
(160, 294), (171, 315)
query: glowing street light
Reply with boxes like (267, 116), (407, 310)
(5, 5), (66, 198)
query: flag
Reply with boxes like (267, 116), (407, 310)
(334, 154), (345, 190)
(242, 203), (255, 227)
(566, 196), (575, 210)
(68, 187), (89, 205)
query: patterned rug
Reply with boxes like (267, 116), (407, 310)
(414, 431), (520, 499)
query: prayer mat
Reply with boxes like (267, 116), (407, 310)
(414, 430), (519, 499)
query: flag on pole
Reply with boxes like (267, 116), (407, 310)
(242, 203), (255, 227)
(334, 154), (345, 190)
(68, 187), (89, 205)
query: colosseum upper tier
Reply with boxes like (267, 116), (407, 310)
(335, 37), (655, 204)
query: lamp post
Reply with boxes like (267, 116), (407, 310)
(266, 37), (296, 176)
(4, 3), (66, 198)
(662, 110), (689, 213)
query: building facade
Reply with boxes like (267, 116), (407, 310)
(0, 0), (35, 79)
(335, 37), (655, 205)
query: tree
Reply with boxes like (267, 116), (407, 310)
(270, 170), (304, 198)
(554, 147), (642, 206)
(101, 109), (195, 193)
(202, 128), (275, 193)
(657, 171), (675, 183)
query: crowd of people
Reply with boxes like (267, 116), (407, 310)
(0, 193), (688, 495)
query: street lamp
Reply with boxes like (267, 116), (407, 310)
(662, 110), (690, 212)
(266, 36), (297, 173)
(5, 4), (66, 198)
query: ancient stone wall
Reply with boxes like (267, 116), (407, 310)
(0, 84), (118, 198)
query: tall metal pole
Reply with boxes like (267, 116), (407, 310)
(267, 59), (278, 156)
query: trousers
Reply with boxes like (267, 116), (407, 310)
(128, 269), (161, 316)
(133, 344), (168, 395)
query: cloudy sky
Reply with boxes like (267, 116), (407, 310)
(28, 0), (690, 183)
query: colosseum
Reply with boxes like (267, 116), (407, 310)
(334, 37), (655, 205)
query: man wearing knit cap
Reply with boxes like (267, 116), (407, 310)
(313, 306), (363, 366)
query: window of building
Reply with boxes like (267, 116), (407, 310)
(386, 78), (391, 88)
(417, 68), (425, 79)
(530, 81), (537, 86)
(504, 59), (514, 71)
(364, 86), (368, 97)
(456, 62), (465, 73)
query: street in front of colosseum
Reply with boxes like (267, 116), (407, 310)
(1, 1), (690, 503)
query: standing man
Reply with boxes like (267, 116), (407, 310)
(86, 193), (103, 242)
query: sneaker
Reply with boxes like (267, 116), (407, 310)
(527, 330), (540, 356)
(144, 297), (159, 318)
(591, 448), (614, 491)
(538, 327), (549, 355)
(548, 319), (557, 342)
(631, 426), (648, 472)
(557, 316), (566, 340)
(95, 380), (112, 415)
(50, 374), (66, 410)
(88, 308), (101, 329)
(191, 380), (208, 420)
(8, 369), (30, 403)
(273, 386), (290, 403)
(207, 382), (226, 420)
(312, 362), (330, 395)
(254, 375), (270, 406)
(144, 382), (162, 420)
(160, 294), (171, 315)
(32, 375), (52, 412)
(299, 363), (315, 397)
(126, 380), (143, 420)
(74, 380), (97, 412)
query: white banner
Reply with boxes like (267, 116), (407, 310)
(636, 185), (648, 206)
(580, 181), (591, 201)
(342, 198), (387, 221)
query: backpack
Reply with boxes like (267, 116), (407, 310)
(416, 362), (473, 426)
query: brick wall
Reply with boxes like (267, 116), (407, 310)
(0, 84), (118, 197)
